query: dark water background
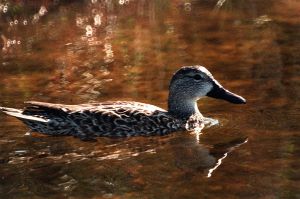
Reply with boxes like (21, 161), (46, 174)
(0, 0), (299, 198)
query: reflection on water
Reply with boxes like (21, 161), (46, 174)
(0, 0), (300, 198)
(0, 131), (248, 197)
(207, 137), (248, 178)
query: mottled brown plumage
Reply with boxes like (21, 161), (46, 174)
(0, 66), (246, 140)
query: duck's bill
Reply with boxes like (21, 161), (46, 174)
(207, 84), (246, 104)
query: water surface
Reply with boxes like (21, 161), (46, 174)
(0, 0), (299, 198)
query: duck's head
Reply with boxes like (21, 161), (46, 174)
(168, 66), (246, 117)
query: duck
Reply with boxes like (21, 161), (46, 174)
(0, 66), (246, 140)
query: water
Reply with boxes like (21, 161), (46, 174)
(0, 0), (299, 198)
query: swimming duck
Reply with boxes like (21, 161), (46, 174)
(0, 66), (246, 140)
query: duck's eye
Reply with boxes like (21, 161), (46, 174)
(193, 74), (202, 80)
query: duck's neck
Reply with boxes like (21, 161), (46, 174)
(167, 93), (202, 119)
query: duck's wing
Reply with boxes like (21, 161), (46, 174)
(67, 101), (176, 137)
(75, 101), (166, 112)
(1, 101), (76, 123)
(23, 101), (72, 119)
(1, 101), (176, 138)
(24, 101), (70, 110)
(1, 101), (166, 121)
(0, 105), (49, 123)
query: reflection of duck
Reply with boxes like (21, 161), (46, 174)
(0, 66), (245, 140)
(172, 136), (248, 178)
(206, 137), (248, 177)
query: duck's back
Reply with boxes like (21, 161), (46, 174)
(2, 101), (183, 139)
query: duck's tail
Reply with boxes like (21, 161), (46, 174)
(0, 106), (48, 123)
